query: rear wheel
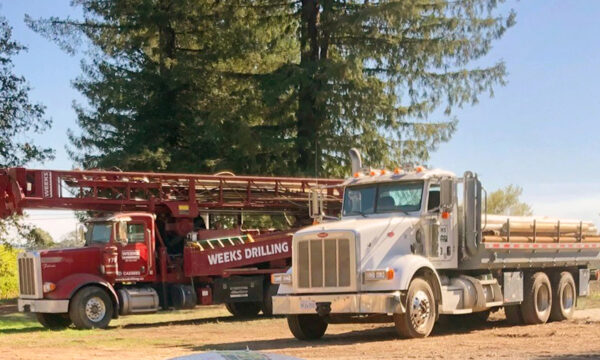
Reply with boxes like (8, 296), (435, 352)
(36, 313), (72, 330)
(260, 284), (279, 316)
(69, 286), (114, 329)
(520, 272), (552, 324)
(550, 271), (576, 321)
(287, 314), (328, 340)
(225, 301), (261, 317)
(393, 278), (437, 338)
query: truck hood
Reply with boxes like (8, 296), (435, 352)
(38, 246), (104, 283)
(297, 215), (421, 271)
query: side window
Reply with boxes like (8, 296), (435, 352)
(127, 223), (146, 243)
(427, 185), (441, 212)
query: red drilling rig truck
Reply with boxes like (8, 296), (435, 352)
(0, 167), (343, 329)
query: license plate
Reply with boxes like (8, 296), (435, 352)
(299, 299), (316, 311)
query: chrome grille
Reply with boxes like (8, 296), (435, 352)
(17, 253), (42, 298)
(297, 238), (352, 289)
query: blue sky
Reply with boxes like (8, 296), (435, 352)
(1, 1), (599, 239)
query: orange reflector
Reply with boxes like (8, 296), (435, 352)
(442, 211), (450, 219)
(394, 167), (401, 174)
(370, 171), (376, 176)
(416, 166), (424, 173)
(353, 172), (360, 178)
(380, 169), (386, 175)
(386, 268), (395, 280)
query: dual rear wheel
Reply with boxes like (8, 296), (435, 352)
(505, 271), (576, 325)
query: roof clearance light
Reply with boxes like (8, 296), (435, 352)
(394, 167), (401, 174)
(353, 172), (360, 178)
(416, 166), (424, 173)
(380, 169), (386, 175)
(369, 170), (376, 176)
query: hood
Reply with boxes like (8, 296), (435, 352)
(38, 246), (104, 283)
(297, 215), (421, 271)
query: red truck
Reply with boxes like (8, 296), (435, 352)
(0, 167), (342, 329)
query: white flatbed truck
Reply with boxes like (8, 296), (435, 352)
(271, 150), (600, 339)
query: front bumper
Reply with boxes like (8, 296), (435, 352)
(18, 298), (69, 313)
(273, 291), (405, 315)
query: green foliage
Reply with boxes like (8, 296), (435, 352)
(56, 230), (85, 249)
(25, 227), (55, 250)
(29, 1), (514, 176)
(487, 184), (533, 216)
(0, 245), (20, 299)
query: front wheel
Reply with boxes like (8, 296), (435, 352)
(36, 313), (72, 330)
(287, 314), (328, 340)
(393, 278), (437, 338)
(69, 286), (114, 329)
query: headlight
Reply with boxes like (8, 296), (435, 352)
(271, 273), (292, 285)
(42, 282), (56, 293)
(363, 268), (394, 281)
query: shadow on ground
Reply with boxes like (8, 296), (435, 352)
(184, 316), (514, 352)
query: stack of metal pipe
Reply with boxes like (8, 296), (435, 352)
(482, 215), (600, 243)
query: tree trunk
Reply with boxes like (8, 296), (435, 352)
(296, 0), (321, 174)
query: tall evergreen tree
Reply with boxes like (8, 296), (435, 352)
(260, 0), (515, 175)
(29, 0), (514, 177)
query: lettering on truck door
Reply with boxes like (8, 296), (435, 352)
(117, 222), (149, 280)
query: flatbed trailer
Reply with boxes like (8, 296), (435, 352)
(0, 167), (343, 329)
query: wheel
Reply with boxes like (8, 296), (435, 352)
(225, 301), (261, 317)
(287, 314), (328, 340)
(393, 278), (437, 338)
(520, 272), (552, 324)
(69, 286), (114, 329)
(36, 313), (72, 330)
(261, 284), (279, 316)
(504, 305), (523, 324)
(550, 271), (576, 321)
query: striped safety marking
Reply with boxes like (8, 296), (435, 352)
(484, 242), (600, 250)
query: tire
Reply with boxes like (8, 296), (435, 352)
(504, 305), (523, 324)
(261, 284), (279, 316)
(520, 272), (552, 324)
(550, 271), (576, 321)
(393, 278), (437, 338)
(287, 314), (328, 340)
(36, 313), (72, 330)
(225, 301), (261, 317)
(69, 286), (114, 329)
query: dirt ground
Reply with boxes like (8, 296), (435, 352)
(1, 284), (600, 360)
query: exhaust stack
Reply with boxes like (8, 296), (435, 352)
(349, 148), (362, 174)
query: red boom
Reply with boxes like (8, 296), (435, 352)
(0, 167), (344, 219)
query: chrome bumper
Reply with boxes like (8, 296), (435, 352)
(273, 291), (405, 315)
(18, 298), (69, 313)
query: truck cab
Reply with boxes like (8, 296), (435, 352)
(18, 213), (159, 329)
(272, 159), (600, 340)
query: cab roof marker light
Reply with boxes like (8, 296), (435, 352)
(393, 167), (402, 174)
(380, 169), (386, 175)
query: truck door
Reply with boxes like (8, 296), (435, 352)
(116, 221), (150, 280)
(427, 180), (458, 269)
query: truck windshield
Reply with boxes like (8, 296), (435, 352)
(85, 222), (113, 245)
(342, 181), (423, 216)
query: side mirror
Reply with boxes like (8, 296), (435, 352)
(440, 179), (454, 210)
(78, 224), (87, 244)
(117, 221), (128, 245)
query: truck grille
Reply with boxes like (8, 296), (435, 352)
(18, 252), (42, 299)
(296, 237), (354, 289)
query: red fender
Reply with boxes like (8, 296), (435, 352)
(46, 273), (120, 315)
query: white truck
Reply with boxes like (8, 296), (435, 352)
(271, 150), (600, 339)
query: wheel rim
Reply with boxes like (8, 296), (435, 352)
(410, 290), (432, 332)
(85, 296), (106, 323)
(536, 284), (550, 313)
(562, 282), (575, 311)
